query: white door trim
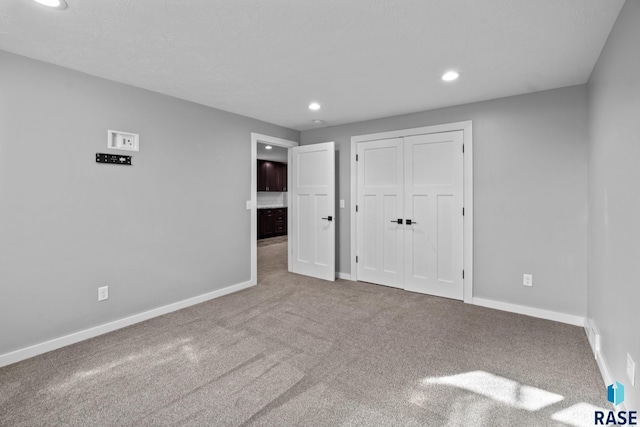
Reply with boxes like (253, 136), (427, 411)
(250, 133), (298, 286)
(350, 121), (473, 303)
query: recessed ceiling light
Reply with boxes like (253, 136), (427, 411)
(442, 71), (459, 82)
(308, 102), (321, 111)
(265, 145), (272, 150)
(34, 0), (68, 9)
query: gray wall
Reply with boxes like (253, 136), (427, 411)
(0, 51), (298, 355)
(588, 0), (639, 410)
(301, 86), (588, 316)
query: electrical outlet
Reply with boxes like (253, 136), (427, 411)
(628, 353), (636, 386)
(523, 274), (533, 287)
(108, 130), (139, 152)
(98, 286), (109, 302)
(120, 135), (134, 149)
(340, 200), (345, 208)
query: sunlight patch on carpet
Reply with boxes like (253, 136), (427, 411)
(419, 371), (564, 411)
(551, 402), (609, 427)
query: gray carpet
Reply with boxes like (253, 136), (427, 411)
(0, 239), (610, 426)
(257, 235), (288, 248)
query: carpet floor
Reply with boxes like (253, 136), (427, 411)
(0, 238), (610, 426)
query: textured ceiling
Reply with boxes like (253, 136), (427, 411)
(0, 0), (625, 131)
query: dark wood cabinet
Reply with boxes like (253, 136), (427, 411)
(258, 207), (287, 239)
(257, 160), (287, 192)
(257, 160), (271, 192)
(279, 162), (287, 192)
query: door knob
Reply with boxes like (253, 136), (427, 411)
(406, 219), (417, 225)
(390, 219), (403, 224)
(321, 216), (333, 221)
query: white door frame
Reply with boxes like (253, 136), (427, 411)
(250, 133), (298, 286)
(350, 121), (473, 303)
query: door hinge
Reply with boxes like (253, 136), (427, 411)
(356, 205), (358, 212)
(462, 207), (465, 216)
(462, 270), (465, 279)
(356, 256), (359, 263)
(462, 144), (465, 153)
(356, 154), (359, 161)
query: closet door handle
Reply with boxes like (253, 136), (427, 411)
(321, 216), (333, 221)
(390, 219), (403, 224)
(406, 219), (417, 225)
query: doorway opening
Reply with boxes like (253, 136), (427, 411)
(250, 133), (298, 286)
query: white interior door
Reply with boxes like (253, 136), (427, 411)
(403, 131), (463, 299)
(291, 142), (335, 281)
(356, 131), (464, 299)
(356, 138), (404, 288)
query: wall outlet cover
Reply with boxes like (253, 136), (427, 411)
(523, 274), (533, 287)
(98, 286), (109, 302)
(108, 130), (139, 152)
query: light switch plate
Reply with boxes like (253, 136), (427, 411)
(340, 200), (345, 208)
(246, 200), (252, 210)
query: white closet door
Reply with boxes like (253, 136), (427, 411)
(291, 142), (335, 281)
(403, 131), (463, 299)
(356, 138), (404, 288)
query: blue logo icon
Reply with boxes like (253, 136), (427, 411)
(608, 381), (625, 406)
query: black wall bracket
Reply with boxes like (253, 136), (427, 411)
(96, 153), (132, 165)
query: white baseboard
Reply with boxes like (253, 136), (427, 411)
(584, 318), (601, 359)
(336, 272), (353, 281)
(585, 318), (624, 411)
(472, 297), (585, 327)
(0, 280), (255, 368)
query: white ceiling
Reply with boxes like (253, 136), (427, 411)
(0, 0), (624, 131)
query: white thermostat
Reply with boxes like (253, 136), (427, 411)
(108, 129), (139, 152)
